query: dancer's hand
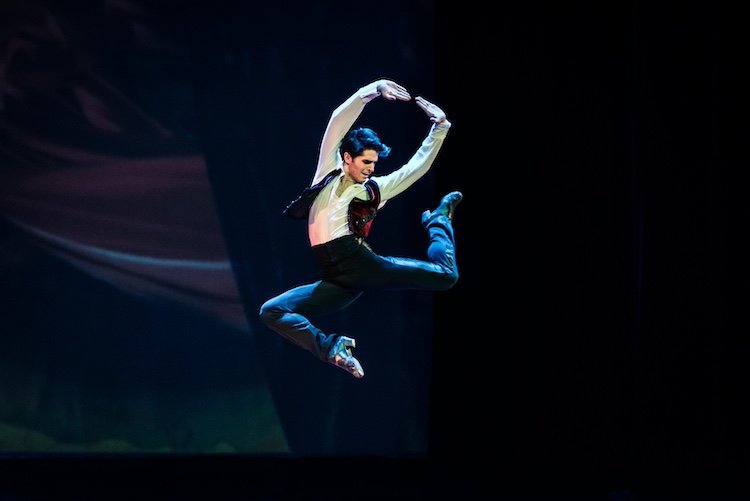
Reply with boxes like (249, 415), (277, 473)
(415, 96), (447, 125)
(376, 80), (411, 101)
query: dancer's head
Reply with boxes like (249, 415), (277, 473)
(339, 127), (391, 184)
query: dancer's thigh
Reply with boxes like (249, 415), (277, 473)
(269, 280), (362, 316)
(336, 254), (448, 291)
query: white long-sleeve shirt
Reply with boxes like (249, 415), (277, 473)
(308, 81), (451, 246)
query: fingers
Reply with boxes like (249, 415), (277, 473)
(390, 88), (412, 101)
(415, 96), (446, 124)
(382, 81), (411, 101)
(389, 82), (409, 95)
(414, 96), (433, 111)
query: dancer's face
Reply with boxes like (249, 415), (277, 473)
(343, 150), (378, 184)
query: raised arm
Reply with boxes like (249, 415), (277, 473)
(311, 79), (411, 185)
(372, 95), (452, 201)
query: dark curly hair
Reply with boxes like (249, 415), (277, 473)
(339, 127), (391, 160)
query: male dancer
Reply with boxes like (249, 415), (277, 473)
(259, 79), (461, 378)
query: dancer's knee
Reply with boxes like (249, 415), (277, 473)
(439, 270), (459, 290)
(258, 299), (281, 327)
(429, 266), (458, 291)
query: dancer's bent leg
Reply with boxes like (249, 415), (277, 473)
(259, 281), (362, 361)
(328, 193), (461, 292)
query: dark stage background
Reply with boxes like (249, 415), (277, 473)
(1, 0), (745, 500)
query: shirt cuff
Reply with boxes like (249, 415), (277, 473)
(431, 119), (452, 137)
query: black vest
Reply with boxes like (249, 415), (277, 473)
(283, 169), (341, 219)
(283, 170), (381, 238)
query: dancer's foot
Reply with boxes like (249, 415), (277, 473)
(328, 335), (364, 378)
(422, 191), (463, 227)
